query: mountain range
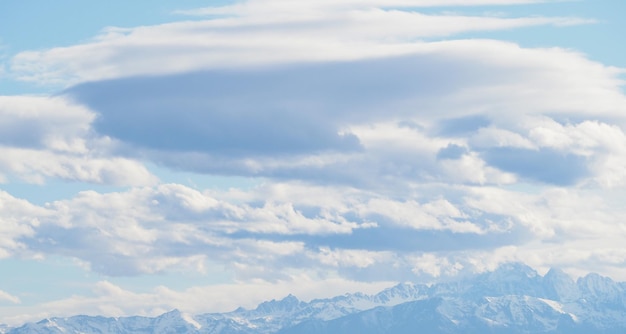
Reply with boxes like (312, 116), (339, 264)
(4, 263), (626, 333)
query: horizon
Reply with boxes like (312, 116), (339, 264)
(1, 0), (626, 327)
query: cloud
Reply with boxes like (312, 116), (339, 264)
(0, 180), (622, 281)
(4, 2), (621, 191)
(410, 253), (464, 278)
(482, 147), (589, 185)
(8, 1), (592, 85)
(60, 39), (626, 188)
(435, 115), (491, 137)
(0, 148), (157, 186)
(0, 190), (51, 258)
(20, 184), (374, 276)
(175, 0), (565, 16)
(0, 95), (157, 185)
(356, 198), (484, 233)
(65, 68), (365, 156)
(0, 96), (93, 151)
(0, 183), (492, 277)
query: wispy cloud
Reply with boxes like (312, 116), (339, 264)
(174, 0), (572, 16)
(9, 1), (592, 85)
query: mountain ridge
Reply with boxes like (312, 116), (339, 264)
(4, 263), (626, 333)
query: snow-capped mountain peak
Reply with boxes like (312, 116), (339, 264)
(543, 267), (580, 302)
(255, 294), (302, 314)
(5, 263), (626, 333)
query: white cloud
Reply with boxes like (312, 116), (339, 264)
(8, 2), (592, 85)
(0, 190), (51, 258)
(464, 186), (626, 240)
(1, 3), (621, 191)
(410, 253), (464, 278)
(357, 198), (484, 233)
(51, 38), (625, 189)
(0, 95), (158, 186)
(176, 0), (572, 17)
(438, 153), (518, 185)
(0, 148), (157, 186)
(3, 184), (370, 276)
(312, 247), (394, 268)
(1, 179), (624, 282)
(0, 96), (93, 152)
(470, 127), (536, 149)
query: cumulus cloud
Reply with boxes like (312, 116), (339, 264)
(0, 95), (157, 186)
(0, 190), (51, 258)
(0, 183), (486, 276)
(17, 184), (371, 276)
(0, 96), (93, 151)
(0, 181), (623, 281)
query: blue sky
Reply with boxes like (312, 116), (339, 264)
(1, 0), (626, 326)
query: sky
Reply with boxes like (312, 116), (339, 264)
(1, 0), (626, 327)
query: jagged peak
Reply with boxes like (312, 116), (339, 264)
(542, 267), (579, 302)
(577, 272), (621, 295)
(470, 262), (541, 285)
(375, 282), (423, 297)
(254, 294), (302, 313)
(157, 309), (184, 320)
(579, 272), (614, 283)
(283, 293), (299, 301)
(544, 267), (576, 285)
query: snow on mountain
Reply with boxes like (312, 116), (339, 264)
(7, 311), (200, 334)
(372, 282), (429, 305)
(200, 283), (429, 333)
(429, 262), (546, 299)
(5, 263), (626, 333)
(578, 273), (623, 300)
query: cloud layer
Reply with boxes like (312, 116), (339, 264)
(63, 40), (626, 188)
